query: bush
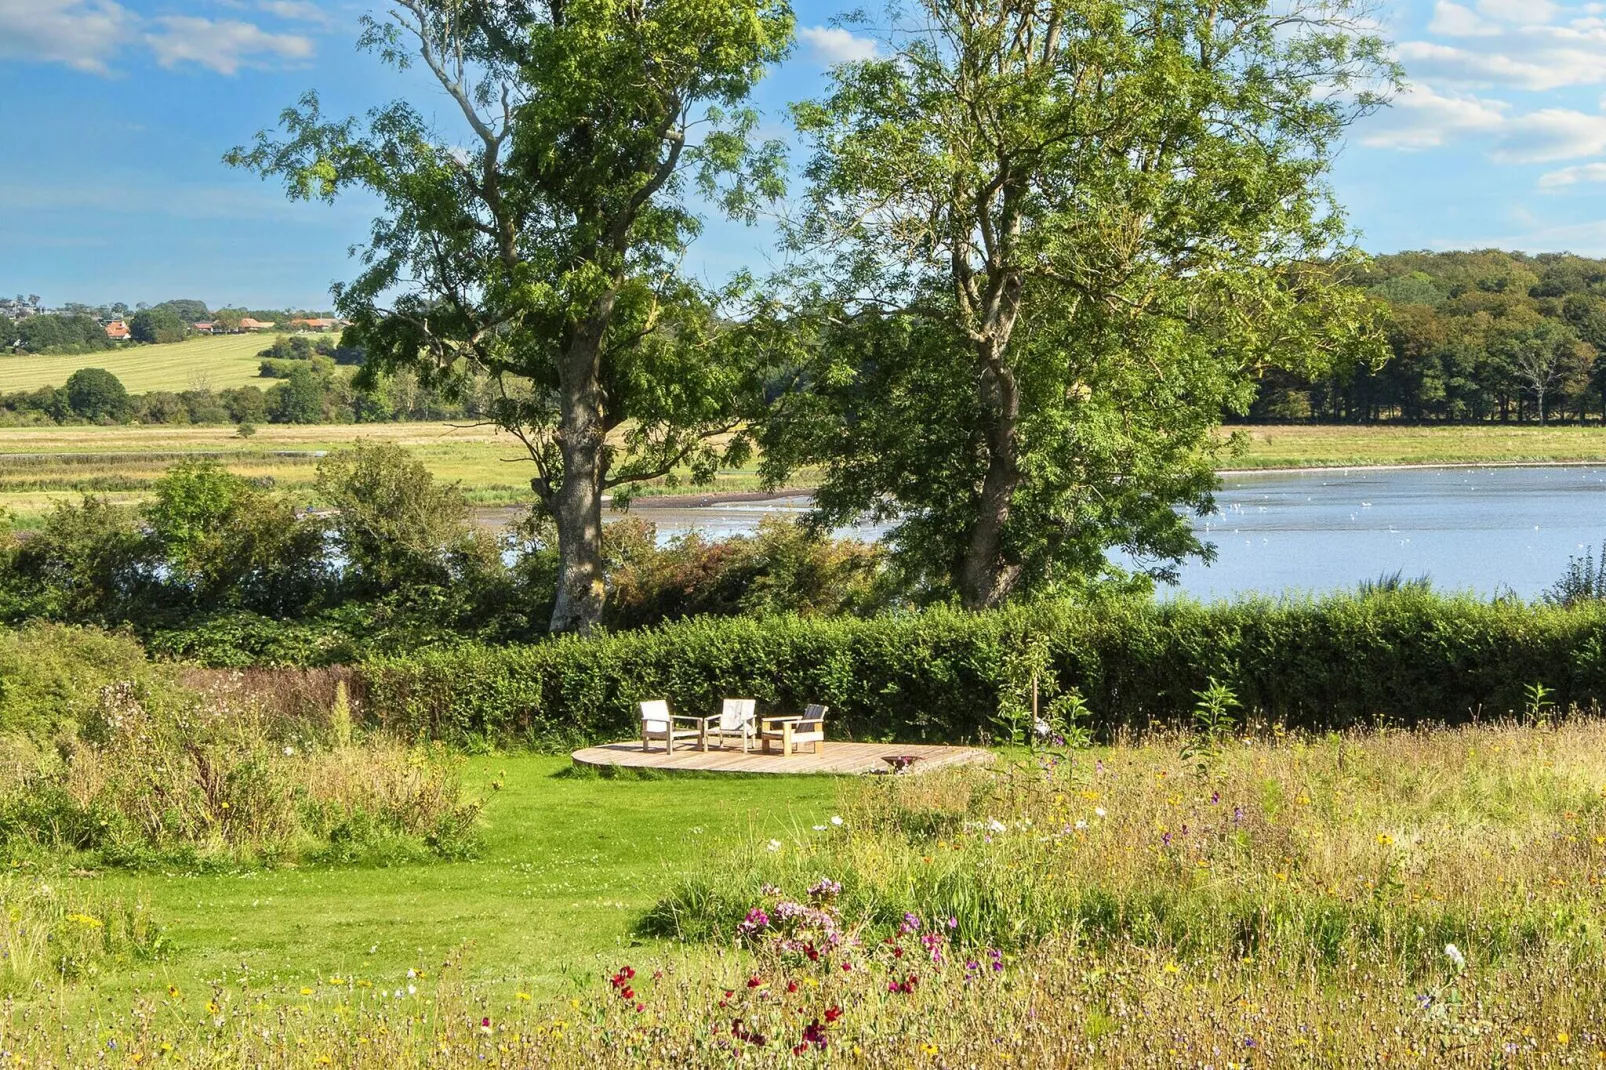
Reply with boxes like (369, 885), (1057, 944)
(0, 623), (169, 739)
(355, 592), (1606, 747)
(65, 368), (130, 422)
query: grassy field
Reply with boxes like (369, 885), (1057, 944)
(3, 421), (1606, 524)
(7, 721), (1605, 1064)
(0, 334), (277, 393)
(1227, 422), (1606, 469)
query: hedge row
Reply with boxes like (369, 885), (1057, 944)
(353, 593), (1606, 748)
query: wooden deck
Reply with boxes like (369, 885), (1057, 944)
(571, 740), (995, 776)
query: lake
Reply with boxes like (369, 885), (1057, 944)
(628, 465), (1606, 600)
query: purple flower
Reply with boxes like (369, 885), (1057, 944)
(946, 916), (958, 930)
(1210, 791), (1220, 804)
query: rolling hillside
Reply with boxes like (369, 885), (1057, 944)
(0, 334), (278, 393)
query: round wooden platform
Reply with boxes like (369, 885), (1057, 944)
(571, 740), (995, 776)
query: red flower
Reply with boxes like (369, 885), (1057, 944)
(824, 1006), (843, 1023)
(621, 986), (634, 1000)
(785, 981), (798, 994)
(481, 1016), (491, 1028)
(746, 975), (764, 988)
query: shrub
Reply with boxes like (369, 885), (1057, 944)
(357, 592), (1606, 747)
(0, 623), (168, 739)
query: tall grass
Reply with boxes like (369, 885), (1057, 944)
(0, 660), (482, 867)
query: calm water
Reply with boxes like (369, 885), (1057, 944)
(627, 466), (1606, 600)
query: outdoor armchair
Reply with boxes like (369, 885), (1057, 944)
(710, 698), (757, 752)
(639, 699), (704, 753)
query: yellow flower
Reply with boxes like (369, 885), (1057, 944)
(516, 992), (532, 1001)
(206, 1000), (220, 1014)
(1376, 833), (1395, 847)
(1559, 1032), (1571, 1045)
(920, 1043), (938, 1056)
(65, 913), (103, 929)
(327, 977), (344, 986)
(300, 987), (314, 996)
(1275, 872), (1288, 882)
(1163, 963), (1181, 975)
(167, 986), (181, 999)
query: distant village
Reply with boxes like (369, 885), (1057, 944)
(1, 294), (346, 346)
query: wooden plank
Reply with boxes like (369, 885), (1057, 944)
(571, 740), (995, 776)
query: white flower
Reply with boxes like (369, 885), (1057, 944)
(283, 745), (296, 756)
(985, 818), (1007, 834)
(1444, 943), (1465, 968)
(766, 839), (783, 852)
(1074, 820), (1088, 830)
(830, 816), (844, 827)
(407, 984), (417, 995)
(1094, 807), (1107, 818)
(407, 968), (416, 979)
(812, 825), (827, 832)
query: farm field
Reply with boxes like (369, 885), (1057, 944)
(0, 333), (282, 393)
(7, 721), (1605, 1065)
(4, 421), (1606, 524)
(1227, 422), (1606, 469)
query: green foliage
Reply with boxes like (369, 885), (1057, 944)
(604, 516), (889, 629)
(64, 367), (131, 421)
(142, 461), (328, 616)
(128, 307), (187, 345)
(259, 334), (314, 360)
(267, 364), (326, 423)
(0, 646), (483, 868)
(227, 0), (794, 632)
(0, 623), (166, 739)
(13, 314), (111, 355)
(352, 592), (1606, 748)
(1180, 678), (1240, 778)
(1545, 541), (1606, 606)
(770, 0), (1394, 606)
(1263, 250), (1606, 423)
(314, 442), (480, 595)
(0, 878), (167, 985)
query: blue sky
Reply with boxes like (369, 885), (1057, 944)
(6, 0), (1606, 309)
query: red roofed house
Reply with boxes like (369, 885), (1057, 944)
(192, 322), (216, 334)
(238, 317), (277, 332)
(104, 320), (131, 341)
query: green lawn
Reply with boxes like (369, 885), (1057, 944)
(0, 334), (279, 394)
(80, 756), (839, 1005)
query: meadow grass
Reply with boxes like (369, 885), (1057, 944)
(0, 335), (282, 394)
(2, 720), (1603, 1065)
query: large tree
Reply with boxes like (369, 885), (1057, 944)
(229, 0), (791, 632)
(765, 0), (1394, 606)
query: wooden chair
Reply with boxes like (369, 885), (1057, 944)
(760, 703), (829, 756)
(640, 699), (702, 753)
(710, 698), (757, 752)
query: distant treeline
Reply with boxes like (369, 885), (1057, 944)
(1249, 250), (1606, 424)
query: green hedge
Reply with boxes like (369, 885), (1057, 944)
(353, 593), (1606, 748)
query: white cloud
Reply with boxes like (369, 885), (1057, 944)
(1428, 2), (1499, 37)
(1476, 0), (1558, 23)
(797, 25), (877, 64)
(0, 0), (133, 74)
(1538, 162), (1606, 188)
(1491, 108), (1606, 163)
(1359, 85), (1507, 149)
(145, 16), (314, 75)
(1398, 24), (1606, 90)
(257, 1), (331, 26)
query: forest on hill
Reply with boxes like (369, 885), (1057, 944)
(1250, 250), (1606, 424)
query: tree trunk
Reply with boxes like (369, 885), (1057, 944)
(548, 326), (611, 635)
(957, 362), (1023, 609)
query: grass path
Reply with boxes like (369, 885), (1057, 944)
(0, 335), (277, 394)
(84, 757), (839, 1004)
